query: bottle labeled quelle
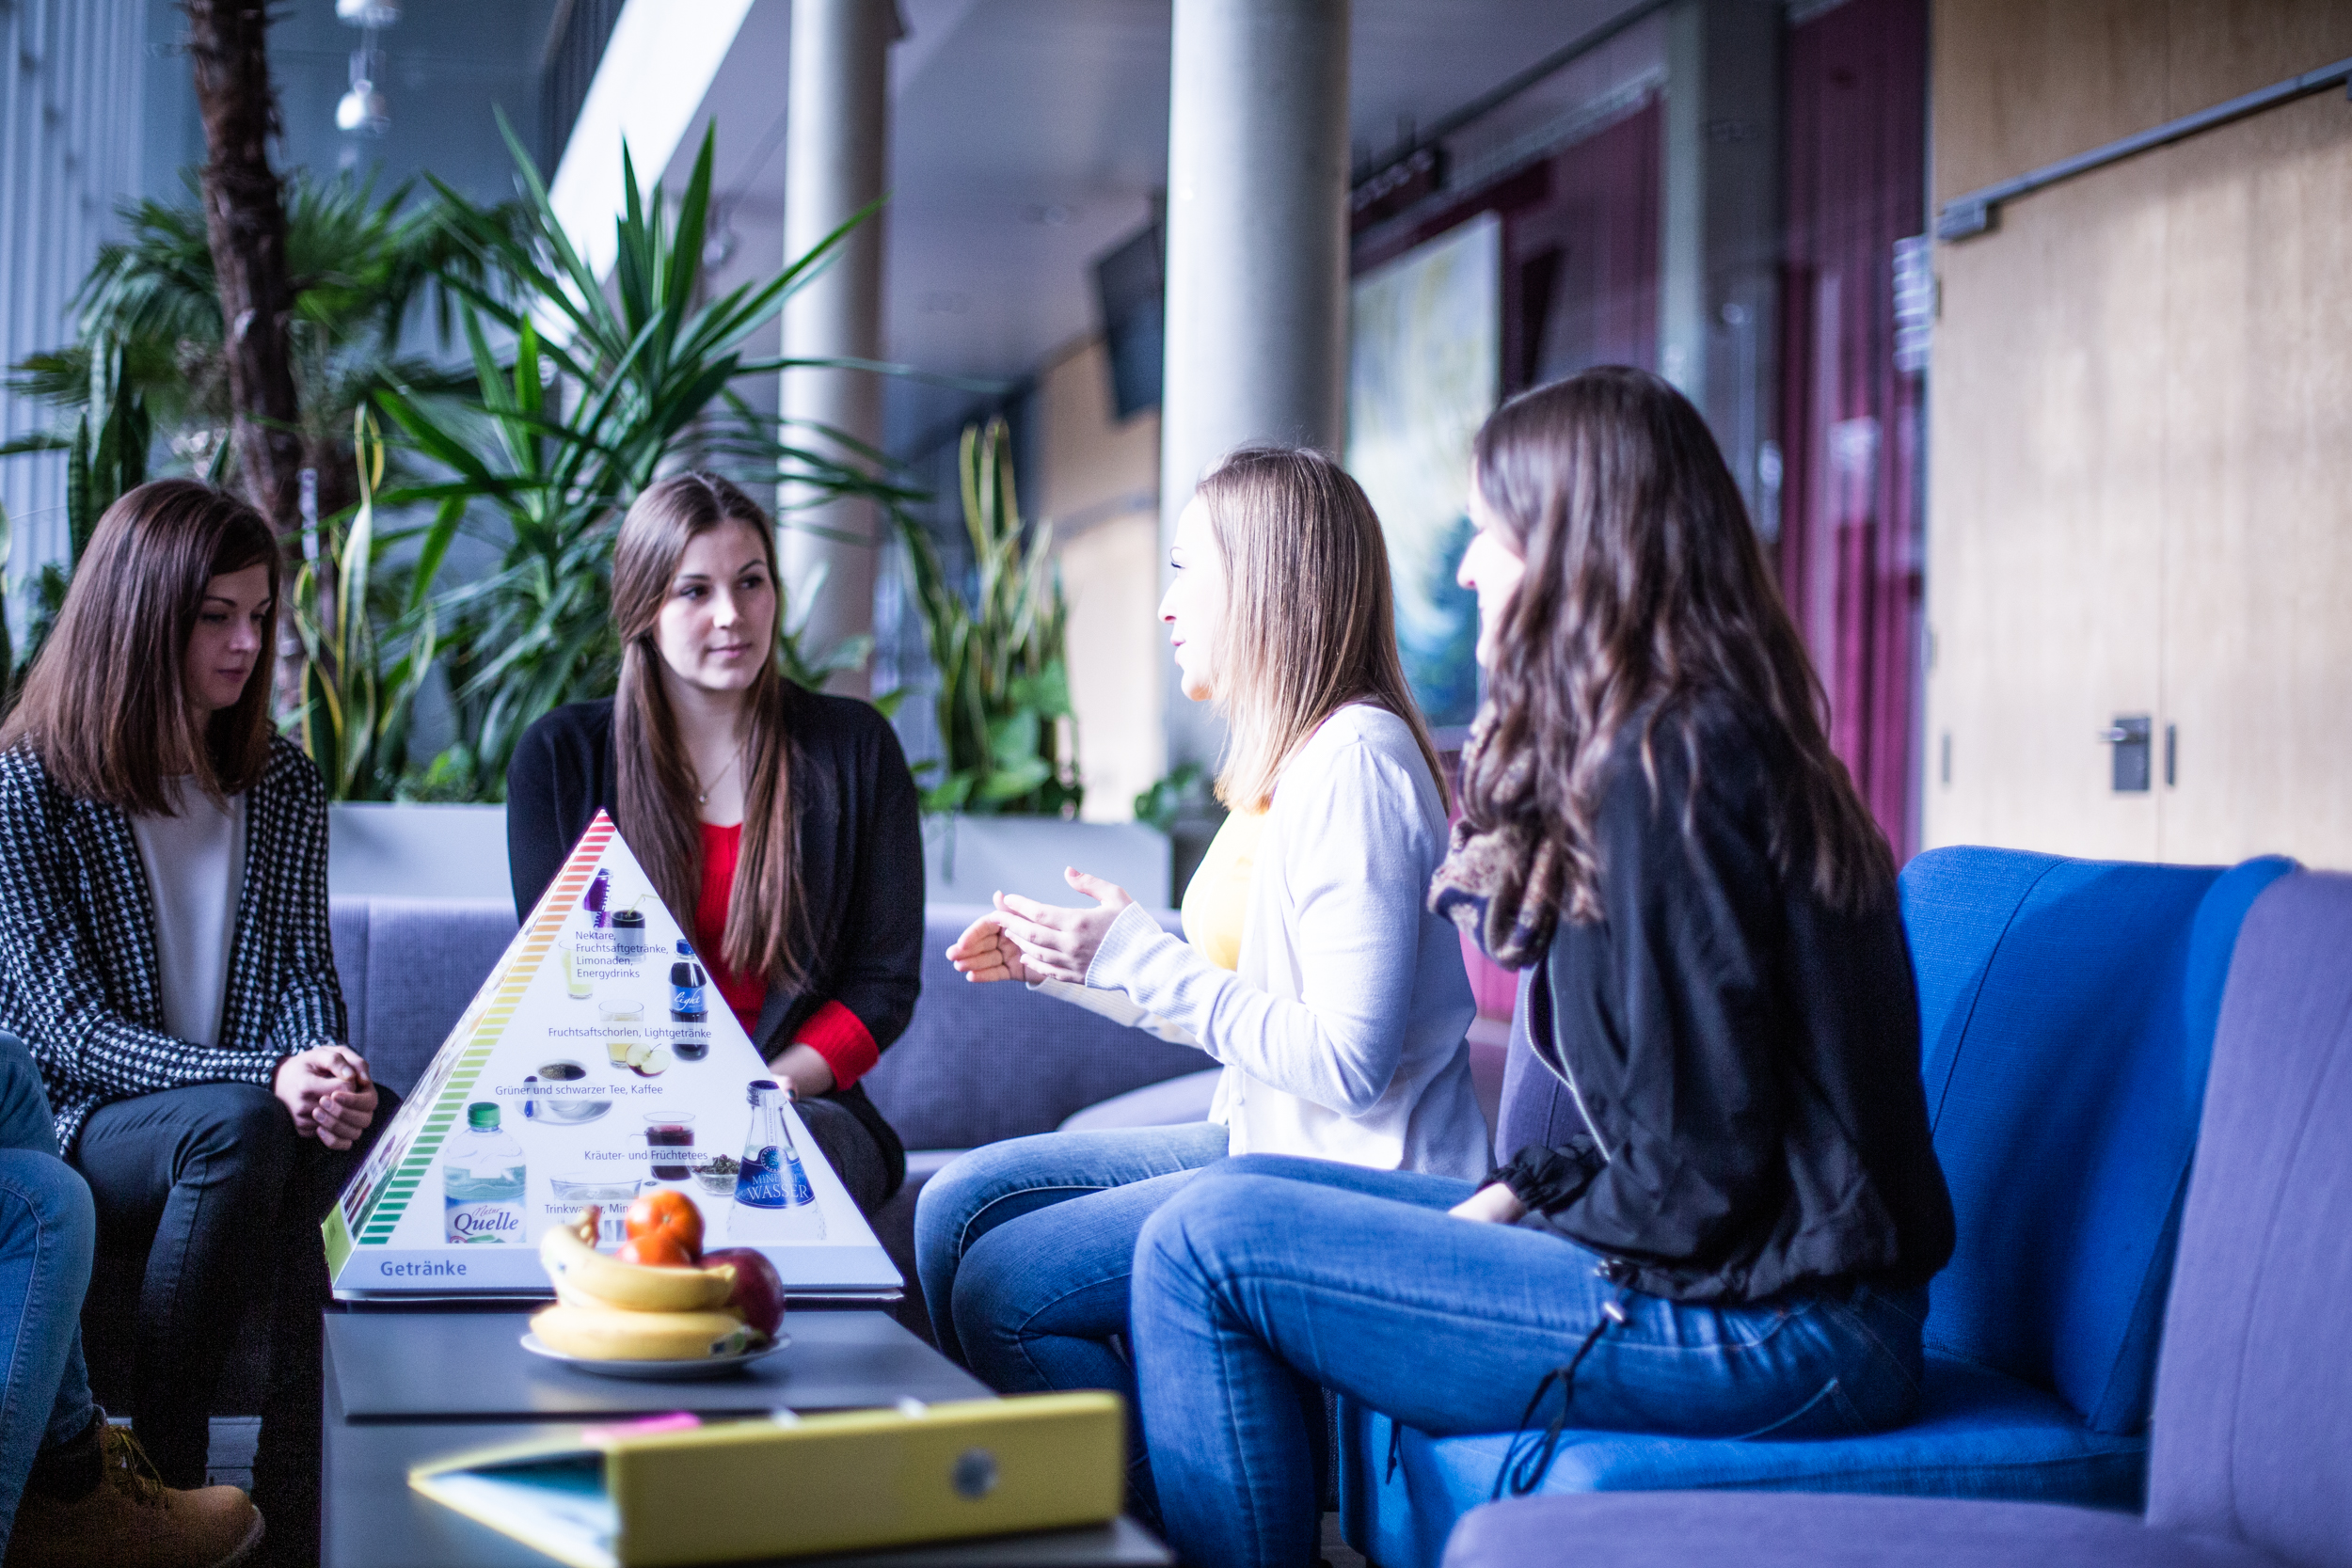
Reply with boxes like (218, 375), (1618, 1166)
(444, 1102), (526, 1243)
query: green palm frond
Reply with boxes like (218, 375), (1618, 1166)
(374, 116), (917, 797)
(895, 420), (1079, 816)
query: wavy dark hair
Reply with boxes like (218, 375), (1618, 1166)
(0, 479), (278, 810)
(1460, 367), (1893, 922)
(612, 473), (808, 990)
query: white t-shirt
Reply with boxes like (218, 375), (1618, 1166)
(129, 778), (247, 1048)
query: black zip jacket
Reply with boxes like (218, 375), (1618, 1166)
(506, 690), (922, 1197)
(1495, 700), (1954, 1304)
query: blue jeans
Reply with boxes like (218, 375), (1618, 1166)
(0, 1037), (98, 1555)
(913, 1122), (1230, 1514)
(1131, 1154), (1929, 1568)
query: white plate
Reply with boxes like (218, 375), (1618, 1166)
(520, 1331), (789, 1380)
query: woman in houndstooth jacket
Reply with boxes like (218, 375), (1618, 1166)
(0, 480), (400, 1567)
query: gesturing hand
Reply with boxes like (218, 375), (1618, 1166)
(274, 1046), (379, 1151)
(989, 869), (1136, 986)
(944, 912), (1041, 985)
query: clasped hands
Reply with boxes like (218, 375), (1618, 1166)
(946, 868), (1136, 987)
(273, 1045), (379, 1151)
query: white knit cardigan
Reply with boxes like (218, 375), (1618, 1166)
(1044, 703), (1490, 1179)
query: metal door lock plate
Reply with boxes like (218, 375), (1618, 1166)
(2104, 715), (2153, 792)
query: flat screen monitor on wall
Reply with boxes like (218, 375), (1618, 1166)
(1094, 220), (1164, 421)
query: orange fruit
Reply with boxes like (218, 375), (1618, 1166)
(623, 1190), (705, 1260)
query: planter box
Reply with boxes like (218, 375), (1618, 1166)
(923, 815), (1172, 911)
(329, 804), (1173, 912)
(327, 803), (511, 902)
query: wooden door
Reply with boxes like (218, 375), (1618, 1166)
(2154, 87), (2352, 865)
(1923, 0), (2352, 870)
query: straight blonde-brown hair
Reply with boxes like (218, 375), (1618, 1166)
(612, 474), (808, 990)
(0, 479), (278, 811)
(1196, 446), (1447, 814)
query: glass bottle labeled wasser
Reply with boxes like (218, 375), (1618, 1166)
(729, 1079), (825, 1242)
(670, 939), (709, 1059)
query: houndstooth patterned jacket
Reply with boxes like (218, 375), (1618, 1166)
(0, 735), (348, 1153)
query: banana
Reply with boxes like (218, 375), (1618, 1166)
(531, 1303), (756, 1362)
(539, 1223), (737, 1312)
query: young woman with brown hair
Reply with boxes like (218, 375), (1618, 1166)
(914, 446), (1488, 1517)
(505, 473), (922, 1212)
(1123, 369), (1956, 1568)
(0, 478), (392, 1567)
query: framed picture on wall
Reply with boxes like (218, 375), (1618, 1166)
(1346, 211), (1502, 731)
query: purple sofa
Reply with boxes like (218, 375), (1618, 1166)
(1442, 867), (2352, 1568)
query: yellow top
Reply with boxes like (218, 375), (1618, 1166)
(1180, 808), (1266, 973)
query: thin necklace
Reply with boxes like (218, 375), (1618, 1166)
(695, 746), (743, 805)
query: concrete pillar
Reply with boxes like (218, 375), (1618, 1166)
(1158, 0), (1352, 773)
(779, 0), (894, 695)
(1660, 0), (1782, 537)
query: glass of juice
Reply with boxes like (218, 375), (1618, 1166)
(644, 1114), (695, 1182)
(599, 998), (644, 1068)
(561, 943), (592, 1000)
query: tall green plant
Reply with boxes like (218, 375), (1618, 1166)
(0, 334), (158, 691)
(372, 117), (914, 794)
(14, 171), (502, 524)
(897, 420), (1079, 816)
(288, 407), (446, 798)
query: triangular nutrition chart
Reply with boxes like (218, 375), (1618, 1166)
(325, 812), (901, 1299)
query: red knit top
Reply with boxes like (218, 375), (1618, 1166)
(695, 822), (878, 1089)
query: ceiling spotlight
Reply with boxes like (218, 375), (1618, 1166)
(336, 0), (402, 24)
(338, 68), (389, 135)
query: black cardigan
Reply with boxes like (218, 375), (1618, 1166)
(505, 690), (923, 1196)
(1496, 699), (1955, 1304)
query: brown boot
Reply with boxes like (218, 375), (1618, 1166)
(5, 1425), (262, 1568)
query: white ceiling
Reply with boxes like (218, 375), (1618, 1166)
(660, 0), (1657, 452)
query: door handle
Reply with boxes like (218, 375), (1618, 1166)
(2101, 715), (2152, 792)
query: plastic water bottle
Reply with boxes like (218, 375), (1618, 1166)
(728, 1080), (825, 1242)
(444, 1102), (527, 1243)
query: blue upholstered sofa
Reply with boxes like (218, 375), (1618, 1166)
(1341, 847), (2296, 1568)
(1441, 866), (2352, 1568)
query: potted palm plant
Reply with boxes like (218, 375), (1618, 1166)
(319, 119), (917, 897)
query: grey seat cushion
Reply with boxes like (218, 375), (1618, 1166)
(1442, 1493), (2275, 1568)
(329, 898), (1209, 1148)
(1057, 1067), (1221, 1132)
(861, 904), (1205, 1149)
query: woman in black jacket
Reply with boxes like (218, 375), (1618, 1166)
(506, 474), (921, 1212)
(1123, 369), (1956, 1568)
(0, 480), (391, 1567)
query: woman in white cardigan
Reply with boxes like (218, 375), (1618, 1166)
(913, 445), (1487, 1519)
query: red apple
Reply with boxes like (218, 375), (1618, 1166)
(703, 1247), (787, 1338)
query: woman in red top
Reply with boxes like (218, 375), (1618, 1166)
(506, 474), (924, 1211)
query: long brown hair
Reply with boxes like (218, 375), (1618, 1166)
(1461, 367), (1893, 921)
(1195, 446), (1446, 813)
(1, 479), (278, 811)
(612, 473), (807, 988)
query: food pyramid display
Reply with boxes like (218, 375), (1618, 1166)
(324, 812), (901, 1299)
